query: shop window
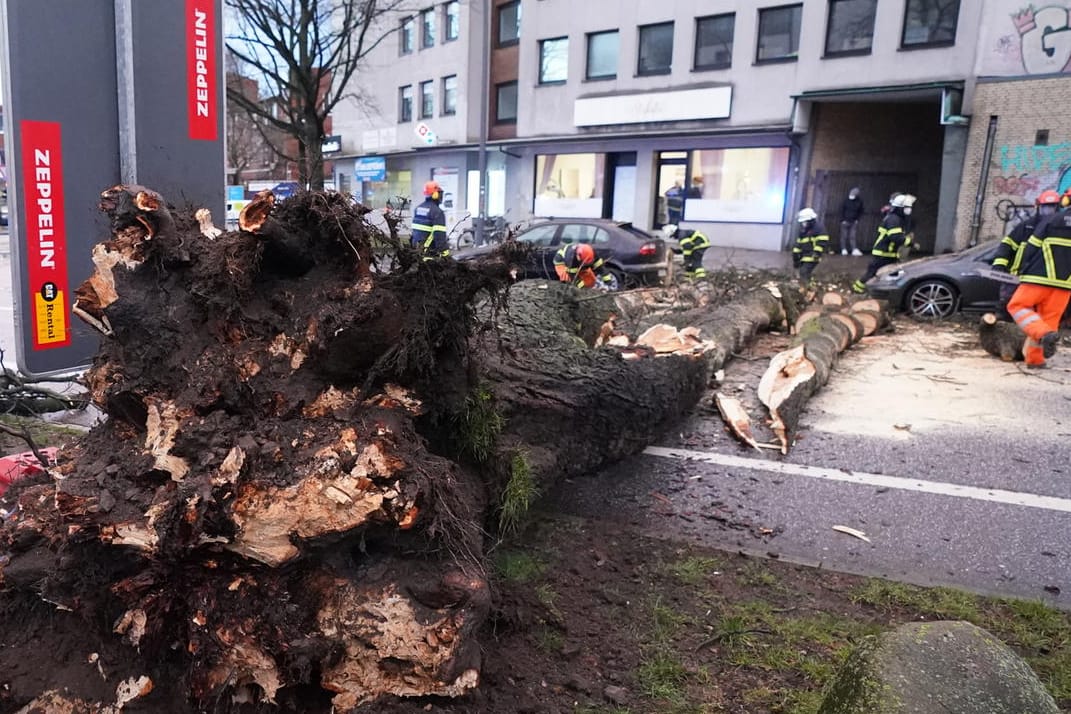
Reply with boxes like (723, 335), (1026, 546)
(586, 30), (619, 80)
(421, 7), (436, 48)
(825, 0), (877, 56)
(495, 81), (518, 123)
(901, 0), (960, 47)
(682, 147), (791, 224)
(539, 37), (569, 84)
(638, 21), (673, 75)
(442, 75), (458, 115)
(400, 16), (415, 54)
(756, 4), (802, 63)
(694, 13), (734, 70)
(444, 1), (460, 41)
(399, 85), (413, 123)
(534, 153), (606, 218)
(419, 80), (434, 119)
(497, 0), (521, 46)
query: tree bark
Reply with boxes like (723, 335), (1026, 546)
(979, 312), (1025, 362)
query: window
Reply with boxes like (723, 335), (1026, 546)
(825, 0), (877, 55)
(400, 16), (415, 54)
(421, 7), (436, 48)
(902, 0), (960, 47)
(419, 80), (435, 118)
(694, 13), (734, 70)
(683, 147), (791, 223)
(534, 153), (607, 218)
(757, 4), (802, 62)
(496, 81), (518, 123)
(560, 224), (610, 244)
(498, 0), (520, 46)
(517, 224), (558, 246)
(399, 85), (413, 122)
(539, 37), (569, 84)
(444, 1), (460, 41)
(586, 30), (618, 79)
(442, 75), (458, 115)
(638, 22), (674, 75)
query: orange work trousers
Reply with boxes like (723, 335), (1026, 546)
(1007, 283), (1070, 365)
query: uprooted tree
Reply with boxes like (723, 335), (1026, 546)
(0, 187), (803, 713)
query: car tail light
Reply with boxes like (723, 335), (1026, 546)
(639, 242), (658, 256)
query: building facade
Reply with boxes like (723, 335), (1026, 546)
(331, 1), (1070, 253)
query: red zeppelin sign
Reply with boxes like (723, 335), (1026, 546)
(187, 0), (217, 140)
(19, 121), (71, 350)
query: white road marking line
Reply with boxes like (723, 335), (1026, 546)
(644, 446), (1071, 514)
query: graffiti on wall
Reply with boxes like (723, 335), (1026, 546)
(994, 141), (1071, 201)
(1001, 4), (1071, 74)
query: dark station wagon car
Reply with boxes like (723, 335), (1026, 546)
(865, 241), (1004, 319)
(453, 218), (671, 290)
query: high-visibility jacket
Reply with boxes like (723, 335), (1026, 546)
(792, 222), (829, 263)
(1018, 208), (1071, 290)
(680, 230), (711, 257)
(411, 199), (449, 260)
(871, 211), (910, 259)
(992, 215), (1039, 274)
(553, 244), (613, 287)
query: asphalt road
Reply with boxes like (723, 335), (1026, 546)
(552, 319), (1071, 607)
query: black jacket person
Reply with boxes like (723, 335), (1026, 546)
(411, 181), (449, 260)
(792, 208), (829, 283)
(852, 194), (915, 293)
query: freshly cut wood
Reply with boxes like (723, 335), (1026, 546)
(851, 309), (886, 336)
(849, 298), (888, 314)
(821, 291), (846, 307)
(979, 312), (1025, 362)
(715, 392), (761, 451)
(827, 312), (864, 345)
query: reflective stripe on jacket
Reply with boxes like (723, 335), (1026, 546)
(993, 217), (1037, 274)
(680, 230), (711, 256)
(553, 244), (612, 286)
(411, 199), (449, 259)
(792, 222), (829, 263)
(871, 212), (909, 259)
(1018, 209), (1071, 289)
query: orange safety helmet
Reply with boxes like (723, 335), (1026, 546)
(1036, 189), (1062, 206)
(423, 180), (443, 200)
(574, 243), (595, 265)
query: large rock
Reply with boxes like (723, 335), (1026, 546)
(819, 620), (1059, 714)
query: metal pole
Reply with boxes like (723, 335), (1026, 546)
(115, 0), (138, 184)
(474, 0), (490, 246)
(969, 116), (998, 247)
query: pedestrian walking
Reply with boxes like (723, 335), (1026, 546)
(839, 187), (864, 255)
(665, 181), (684, 224)
(792, 208), (829, 283)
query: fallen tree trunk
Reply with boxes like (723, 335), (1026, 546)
(979, 312), (1025, 361)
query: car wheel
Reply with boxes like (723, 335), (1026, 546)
(605, 268), (625, 292)
(455, 230), (474, 250)
(905, 280), (959, 320)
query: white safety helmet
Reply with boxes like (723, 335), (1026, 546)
(890, 194), (908, 208)
(900, 194), (917, 208)
(797, 207), (818, 223)
(662, 223), (678, 238)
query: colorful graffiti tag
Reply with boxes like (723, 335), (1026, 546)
(997, 141), (1071, 198)
(1012, 4), (1071, 74)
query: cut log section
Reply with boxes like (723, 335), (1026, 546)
(821, 291), (846, 307)
(979, 312), (1025, 362)
(715, 392), (761, 451)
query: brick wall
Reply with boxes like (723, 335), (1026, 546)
(954, 76), (1071, 249)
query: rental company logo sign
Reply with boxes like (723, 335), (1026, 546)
(19, 121), (70, 350)
(187, 0), (217, 140)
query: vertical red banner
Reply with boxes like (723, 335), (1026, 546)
(19, 121), (71, 350)
(186, 0), (217, 141)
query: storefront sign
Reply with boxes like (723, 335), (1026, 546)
(574, 86), (732, 127)
(415, 122), (438, 146)
(20, 121), (71, 349)
(321, 134), (342, 154)
(186, 0), (217, 141)
(355, 156), (387, 182)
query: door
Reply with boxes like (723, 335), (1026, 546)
(655, 151), (688, 228)
(812, 171), (917, 252)
(611, 167), (636, 223)
(514, 222), (560, 279)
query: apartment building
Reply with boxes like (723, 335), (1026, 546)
(331, 1), (1070, 253)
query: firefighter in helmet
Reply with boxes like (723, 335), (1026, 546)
(992, 189), (1062, 318)
(674, 226), (712, 280)
(412, 180), (449, 260)
(852, 194), (916, 293)
(792, 208), (829, 283)
(554, 242), (614, 289)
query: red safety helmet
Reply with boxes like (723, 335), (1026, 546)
(423, 180), (443, 200)
(1036, 189), (1062, 206)
(574, 243), (595, 265)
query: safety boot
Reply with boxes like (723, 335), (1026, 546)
(1040, 331), (1060, 358)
